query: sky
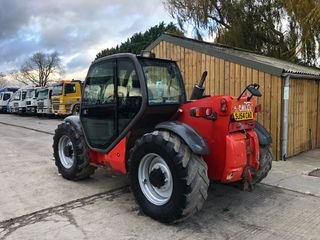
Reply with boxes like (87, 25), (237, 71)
(0, 0), (175, 81)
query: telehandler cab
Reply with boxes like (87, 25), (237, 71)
(53, 53), (272, 223)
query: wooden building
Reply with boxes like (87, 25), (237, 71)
(146, 34), (320, 160)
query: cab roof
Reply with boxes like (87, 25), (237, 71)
(93, 52), (177, 65)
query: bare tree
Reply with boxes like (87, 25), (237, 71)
(0, 73), (8, 88)
(11, 51), (64, 87)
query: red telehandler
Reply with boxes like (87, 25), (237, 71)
(53, 52), (272, 223)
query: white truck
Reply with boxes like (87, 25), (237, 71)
(0, 88), (18, 113)
(0, 92), (13, 112)
(8, 91), (21, 113)
(26, 87), (40, 114)
(8, 87), (31, 114)
(37, 87), (53, 115)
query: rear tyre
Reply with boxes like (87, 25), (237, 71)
(129, 130), (209, 223)
(53, 122), (96, 180)
(253, 145), (272, 184)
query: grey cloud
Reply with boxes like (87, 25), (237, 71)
(66, 54), (91, 71)
(0, 0), (173, 76)
(0, 1), (32, 40)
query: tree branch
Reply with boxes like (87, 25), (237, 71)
(208, 15), (231, 29)
(14, 51), (64, 87)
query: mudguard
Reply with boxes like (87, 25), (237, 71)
(155, 121), (209, 155)
(254, 121), (272, 146)
(64, 115), (82, 133)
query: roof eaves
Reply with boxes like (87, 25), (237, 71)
(147, 34), (284, 76)
(282, 71), (320, 80)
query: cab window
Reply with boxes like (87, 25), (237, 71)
(82, 62), (114, 106)
(117, 59), (142, 134)
(139, 58), (184, 105)
(22, 92), (27, 100)
(117, 63), (141, 97)
(35, 89), (40, 98)
(64, 84), (76, 94)
(52, 85), (63, 96)
(3, 93), (11, 101)
(26, 89), (35, 99)
(14, 92), (21, 100)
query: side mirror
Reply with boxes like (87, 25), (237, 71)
(237, 83), (262, 101)
(247, 84), (262, 97)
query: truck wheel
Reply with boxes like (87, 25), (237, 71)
(53, 122), (96, 180)
(129, 130), (209, 223)
(253, 145), (272, 184)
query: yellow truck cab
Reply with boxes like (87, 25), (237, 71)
(51, 80), (82, 115)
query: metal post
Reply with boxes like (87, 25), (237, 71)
(282, 75), (290, 161)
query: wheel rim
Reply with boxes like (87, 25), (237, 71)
(138, 153), (173, 206)
(58, 135), (74, 169)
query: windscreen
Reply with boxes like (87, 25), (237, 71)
(139, 58), (185, 105)
(26, 89), (35, 98)
(35, 89), (40, 98)
(82, 65), (114, 106)
(14, 92), (21, 100)
(38, 89), (49, 99)
(52, 85), (63, 96)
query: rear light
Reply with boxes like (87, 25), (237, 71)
(255, 104), (262, 113)
(220, 98), (227, 113)
(190, 107), (213, 118)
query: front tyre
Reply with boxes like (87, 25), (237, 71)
(129, 130), (209, 223)
(53, 122), (96, 180)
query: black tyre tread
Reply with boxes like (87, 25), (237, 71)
(129, 130), (209, 223)
(253, 145), (272, 184)
(53, 122), (96, 180)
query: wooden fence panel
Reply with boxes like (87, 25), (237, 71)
(270, 76), (282, 160)
(219, 59), (225, 94)
(240, 65), (247, 95)
(224, 61), (230, 95)
(209, 57), (215, 96)
(287, 79), (319, 156)
(229, 62), (235, 96)
(205, 55), (211, 95)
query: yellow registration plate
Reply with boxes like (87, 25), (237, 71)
(233, 111), (253, 121)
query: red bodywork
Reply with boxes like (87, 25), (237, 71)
(89, 138), (127, 174)
(88, 96), (260, 183)
(176, 96), (260, 182)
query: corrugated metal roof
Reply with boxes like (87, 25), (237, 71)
(146, 34), (320, 78)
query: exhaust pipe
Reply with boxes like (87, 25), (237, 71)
(190, 71), (207, 100)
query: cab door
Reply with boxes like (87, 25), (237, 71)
(80, 60), (117, 150)
(80, 57), (143, 152)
